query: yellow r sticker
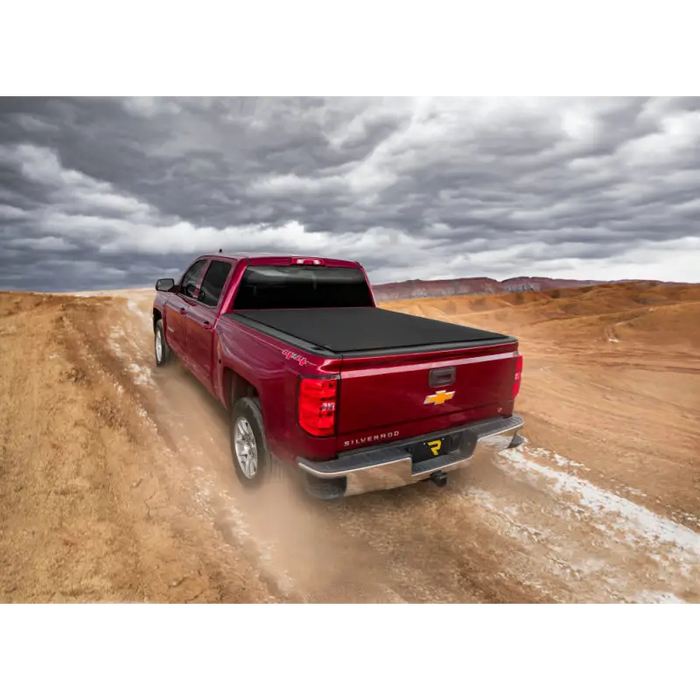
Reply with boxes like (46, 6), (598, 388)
(427, 439), (442, 456)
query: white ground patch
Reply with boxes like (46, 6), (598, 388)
(127, 298), (151, 329)
(128, 362), (153, 387)
(108, 326), (126, 357)
(499, 447), (700, 557)
(489, 444), (700, 602)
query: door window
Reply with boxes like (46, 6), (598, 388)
(180, 259), (207, 299)
(198, 261), (232, 307)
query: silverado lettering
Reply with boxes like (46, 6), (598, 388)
(152, 253), (524, 500)
(344, 431), (400, 448)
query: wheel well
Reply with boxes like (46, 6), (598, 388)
(223, 368), (258, 410)
(153, 308), (162, 330)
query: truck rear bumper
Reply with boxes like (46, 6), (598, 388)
(297, 415), (524, 499)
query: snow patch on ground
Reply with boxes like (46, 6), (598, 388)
(471, 444), (700, 601)
(127, 299), (150, 328)
(108, 326), (126, 358)
(127, 299), (144, 315)
(635, 591), (686, 604)
(498, 447), (700, 559)
(128, 362), (153, 386)
(524, 444), (584, 469)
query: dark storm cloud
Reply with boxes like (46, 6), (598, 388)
(0, 96), (699, 291)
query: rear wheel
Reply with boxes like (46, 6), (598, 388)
(230, 396), (270, 489)
(154, 319), (172, 366)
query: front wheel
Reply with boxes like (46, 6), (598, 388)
(230, 397), (270, 490)
(154, 319), (172, 367)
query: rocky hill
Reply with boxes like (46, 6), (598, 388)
(371, 276), (605, 301)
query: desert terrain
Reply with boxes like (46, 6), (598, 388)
(1, 281), (699, 603)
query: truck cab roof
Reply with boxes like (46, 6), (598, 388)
(195, 252), (361, 268)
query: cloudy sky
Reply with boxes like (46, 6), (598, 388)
(0, 96), (699, 292)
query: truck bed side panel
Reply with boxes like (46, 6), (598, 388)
(214, 316), (340, 463)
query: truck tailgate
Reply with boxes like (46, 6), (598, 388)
(337, 344), (519, 436)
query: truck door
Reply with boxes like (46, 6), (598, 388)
(165, 258), (207, 364)
(186, 259), (233, 390)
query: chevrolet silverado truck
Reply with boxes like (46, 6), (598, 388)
(152, 253), (524, 499)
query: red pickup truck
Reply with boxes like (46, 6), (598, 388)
(152, 253), (524, 499)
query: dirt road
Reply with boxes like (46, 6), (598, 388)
(1, 282), (699, 602)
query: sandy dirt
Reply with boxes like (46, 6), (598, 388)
(1, 281), (699, 603)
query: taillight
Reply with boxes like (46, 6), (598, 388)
(512, 354), (523, 398)
(298, 376), (338, 437)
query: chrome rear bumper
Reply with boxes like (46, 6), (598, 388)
(297, 415), (524, 499)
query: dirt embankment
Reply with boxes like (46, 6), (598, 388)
(1, 281), (699, 603)
(0, 292), (275, 602)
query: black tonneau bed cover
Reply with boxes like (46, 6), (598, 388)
(226, 307), (514, 358)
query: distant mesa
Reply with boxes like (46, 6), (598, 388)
(372, 276), (613, 301)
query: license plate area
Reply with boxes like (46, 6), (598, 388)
(408, 433), (461, 464)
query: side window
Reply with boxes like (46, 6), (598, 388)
(198, 261), (232, 307)
(180, 260), (207, 299)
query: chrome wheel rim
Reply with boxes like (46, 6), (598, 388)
(155, 328), (163, 363)
(235, 417), (258, 479)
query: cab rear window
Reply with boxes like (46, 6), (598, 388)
(231, 265), (373, 310)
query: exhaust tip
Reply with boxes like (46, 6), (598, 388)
(509, 433), (525, 449)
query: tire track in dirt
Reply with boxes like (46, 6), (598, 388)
(0, 293), (283, 603)
(94, 298), (311, 602)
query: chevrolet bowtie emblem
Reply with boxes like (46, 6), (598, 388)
(424, 390), (455, 405)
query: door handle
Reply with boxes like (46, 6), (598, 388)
(203, 321), (213, 330)
(179, 308), (188, 315)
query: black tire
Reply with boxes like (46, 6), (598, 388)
(154, 319), (172, 367)
(230, 396), (270, 490)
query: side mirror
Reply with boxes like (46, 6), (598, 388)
(155, 278), (175, 292)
